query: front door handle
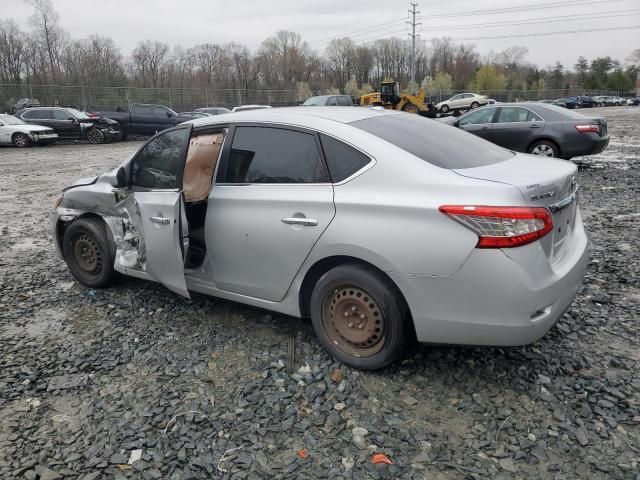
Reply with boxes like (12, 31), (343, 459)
(530, 124), (541, 128)
(281, 217), (318, 226)
(150, 216), (171, 225)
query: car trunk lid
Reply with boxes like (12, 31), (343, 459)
(453, 154), (579, 261)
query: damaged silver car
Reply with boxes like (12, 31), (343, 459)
(51, 107), (588, 370)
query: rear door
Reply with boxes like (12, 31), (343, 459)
(115, 125), (192, 296)
(457, 107), (498, 141)
(22, 108), (54, 130)
(207, 124), (335, 301)
(490, 106), (544, 151)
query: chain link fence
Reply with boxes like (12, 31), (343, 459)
(0, 84), (299, 113)
(0, 83), (624, 113)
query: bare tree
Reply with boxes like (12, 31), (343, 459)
(0, 20), (26, 83)
(25, 0), (65, 82)
(325, 38), (355, 90)
(131, 40), (169, 87)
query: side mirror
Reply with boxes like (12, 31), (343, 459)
(116, 167), (127, 188)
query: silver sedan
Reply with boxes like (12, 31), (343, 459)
(51, 107), (588, 370)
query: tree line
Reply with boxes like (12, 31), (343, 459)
(1, 0), (638, 101)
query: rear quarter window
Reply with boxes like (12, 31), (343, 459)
(351, 113), (513, 169)
(320, 134), (371, 182)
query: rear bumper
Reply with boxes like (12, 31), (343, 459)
(563, 134), (609, 158)
(391, 211), (589, 346)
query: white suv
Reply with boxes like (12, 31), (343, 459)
(436, 93), (488, 113)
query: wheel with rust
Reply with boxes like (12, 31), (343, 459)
(62, 217), (117, 288)
(310, 263), (413, 370)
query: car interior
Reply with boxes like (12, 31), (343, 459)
(182, 131), (224, 268)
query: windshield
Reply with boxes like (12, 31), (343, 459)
(0, 114), (25, 125)
(67, 108), (91, 120)
(303, 97), (327, 106)
(351, 113), (513, 169)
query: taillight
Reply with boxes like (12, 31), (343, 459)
(439, 205), (553, 248)
(575, 124), (599, 133)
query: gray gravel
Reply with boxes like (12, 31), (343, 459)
(1, 107), (639, 479)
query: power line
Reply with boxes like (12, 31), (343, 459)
(308, 0), (626, 50)
(422, 9), (640, 31)
(418, 0), (625, 20)
(446, 25), (640, 42)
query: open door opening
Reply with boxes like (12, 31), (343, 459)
(182, 131), (225, 269)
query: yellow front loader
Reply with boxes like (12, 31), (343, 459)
(359, 81), (436, 117)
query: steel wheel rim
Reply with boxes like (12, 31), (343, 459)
(322, 284), (385, 358)
(14, 134), (27, 147)
(87, 129), (102, 144)
(532, 144), (554, 156)
(73, 233), (102, 274)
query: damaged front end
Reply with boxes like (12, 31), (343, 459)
(51, 171), (144, 276)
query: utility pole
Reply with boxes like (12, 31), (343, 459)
(407, 2), (421, 87)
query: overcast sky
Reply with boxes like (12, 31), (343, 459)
(3, 0), (639, 69)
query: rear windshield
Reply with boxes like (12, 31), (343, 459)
(350, 113), (513, 169)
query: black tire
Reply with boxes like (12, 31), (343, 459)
(12, 132), (31, 148)
(86, 128), (104, 144)
(470, 101), (479, 109)
(528, 139), (559, 157)
(62, 217), (117, 288)
(310, 263), (413, 370)
(401, 102), (419, 113)
(440, 104), (449, 113)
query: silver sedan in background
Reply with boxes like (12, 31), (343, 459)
(50, 107), (588, 369)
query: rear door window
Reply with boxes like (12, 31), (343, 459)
(337, 96), (351, 106)
(327, 97), (338, 106)
(351, 113), (512, 169)
(320, 134), (371, 182)
(222, 126), (328, 183)
(497, 107), (542, 123)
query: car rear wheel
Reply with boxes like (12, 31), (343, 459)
(470, 101), (479, 109)
(528, 140), (558, 157)
(62, 217), (116, 288)
(310, 263), (412, 370)
(12, 132), (30, 148)
(440, 104), (449, 113)
(86, 128), (104, 144)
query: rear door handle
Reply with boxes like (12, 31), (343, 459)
(150, 216), (171, 225)
(530, 124), (541, 128)
(281, 217), (318, 226)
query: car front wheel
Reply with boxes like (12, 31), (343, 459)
(62, 217), (116, 288)
(86, 128), (105, 144)
(310, 263), (412, 370)
(528, 140), (558, 157)
(12, 132), (30, 147)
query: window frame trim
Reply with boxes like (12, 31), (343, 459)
(214, 122), (332, 186)
(318, 131), (376, 186)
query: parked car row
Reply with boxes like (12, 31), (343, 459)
(0, 103), (274, 147)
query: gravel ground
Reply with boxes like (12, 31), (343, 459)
(0, 107), (638, 480)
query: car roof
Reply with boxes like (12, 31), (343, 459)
(189, 106), (398, 128)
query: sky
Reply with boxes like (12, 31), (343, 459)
(2, 0), (639, 69)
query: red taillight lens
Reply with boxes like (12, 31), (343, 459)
(439, 205), (553, 248)
(575, 124), (599, 133)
